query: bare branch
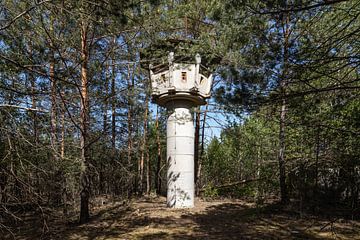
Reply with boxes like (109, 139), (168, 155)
(254, 0), (349, 15)
(0, 0), (52, 31)
(0, 104), (48, 112)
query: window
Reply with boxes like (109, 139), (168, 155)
(181, 72), (187, 82)
(161, 74), (166, 83)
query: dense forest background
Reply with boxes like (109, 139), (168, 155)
(0, 0), (359, 235)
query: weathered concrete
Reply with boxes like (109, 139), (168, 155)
(166, 101), (194, 208)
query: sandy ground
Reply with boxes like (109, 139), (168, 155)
(3, 196), (360, 239)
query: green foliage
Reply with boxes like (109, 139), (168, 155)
(203, 182), (219, 199)
(203, 112), (279, 199)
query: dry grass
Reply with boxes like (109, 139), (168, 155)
(3, 196), (360, 239)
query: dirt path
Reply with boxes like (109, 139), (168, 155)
(5, 197), (360, 239)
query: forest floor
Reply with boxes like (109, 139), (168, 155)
(3, 196), (360, 240)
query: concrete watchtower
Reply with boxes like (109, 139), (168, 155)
(149, 52), (213, 208)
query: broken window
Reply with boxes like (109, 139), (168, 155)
(161, 74), (166, 83)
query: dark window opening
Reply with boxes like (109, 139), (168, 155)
(161, 74), (166, 82)
(181, 72), (187, 82)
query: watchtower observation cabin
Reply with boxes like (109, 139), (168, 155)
(149, 52), (213, 107)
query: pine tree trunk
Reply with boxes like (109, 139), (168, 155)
(278, 98), (288, 204)
(194, 107), (200, 196)
(50, 57), (58, 156)
(314, 125), (320, 199)
(127, 64), (133, 167)
(60, 100), (67, 215)
(278, 8), (290, 205)
(79, 22), (90, 224)
(103, 60), (109, 134)
(255, 132), (262, 202)
(50, 47), (63, 206)
(140, 91), (149, 194)
(146, 143), (151, 195)
(99, 61), (109, 196)
(49, 13), (58, 161)
(29, 43), (40, 204)
(60, 89), (66, 160)
(196, 103), (208, 196)
(111, 40), (116, 153)
(155, 107), (162, 195)
(29, 44), (38, 147)
(126, 63), (134, 196)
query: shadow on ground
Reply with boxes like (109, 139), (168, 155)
(135, 200), (360, 240)
(4, 197), (360, 239)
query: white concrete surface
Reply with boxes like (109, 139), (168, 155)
(166, 102), (194, 208)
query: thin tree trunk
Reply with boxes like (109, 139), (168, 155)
(146, 142), (150, 195)
(50, 57), (58, 155)
(59, 2), (66, 162)
(60, 89), (66, 160)
(278, 7), (290, 205)
(278, 98), (288, 204)
(140, 91), (149, 194)
(255, 135), (262, 202)
(60, 94), (67, 215)
(196, 103), (208, 196)
(29, 41), (38, 147)
(155, 107), (162, 195)
(49, 43), (63, 206)
(79, 22), (90, 224)
(127, 64), (133, 167)
(29, 41), (40, 204)
(194, 107), (200, 195)
(103, 60), (109, 134)
(31, 82), (38, 145)
(99, 60), (109, 196)
(111, 40), (116, 153)
(138, 151), (144, 194)
(49, 13), (58, 160)
(125, 63), (135, 196)
(314, 125), (320, 198)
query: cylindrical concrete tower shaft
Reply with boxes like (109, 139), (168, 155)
(166, 101), (194, 208)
